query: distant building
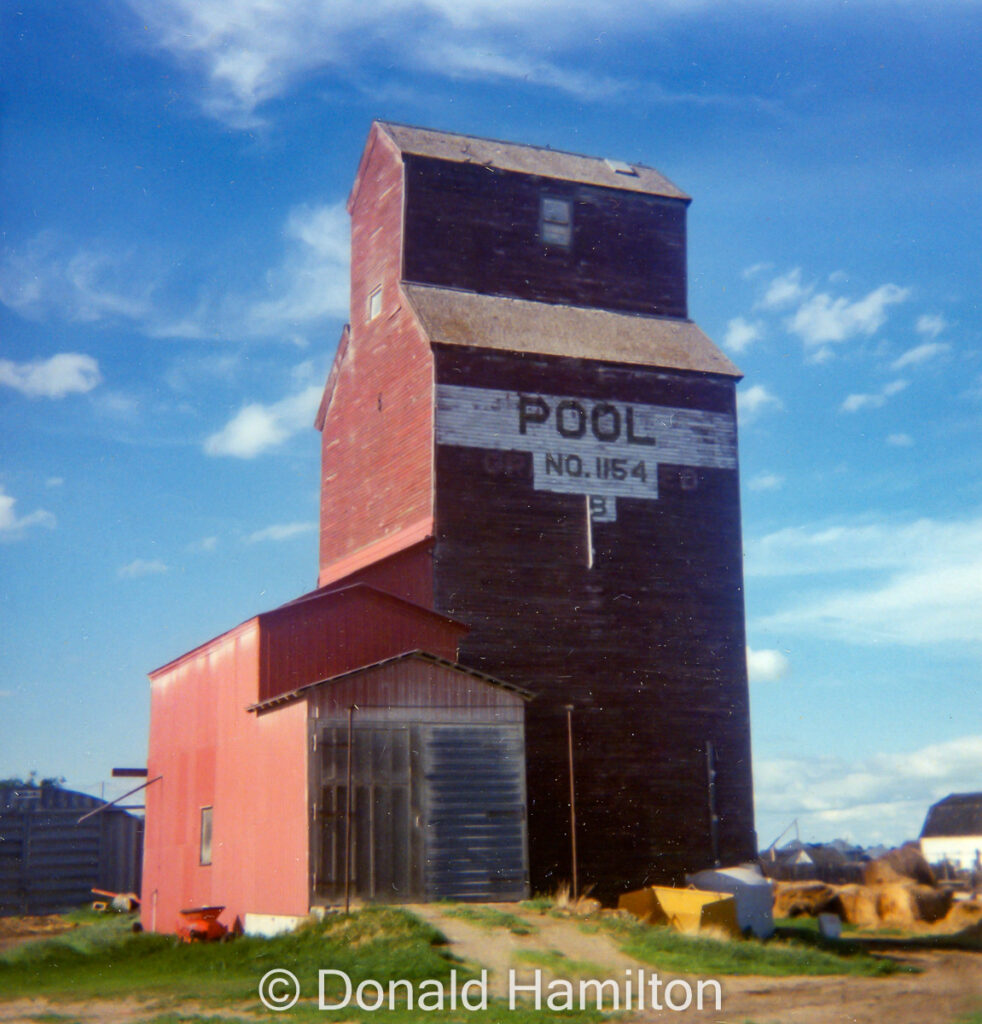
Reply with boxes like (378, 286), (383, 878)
(0, 782), (142, 916)
(920, 793), (982, 871)
(760, 840), (867, 885)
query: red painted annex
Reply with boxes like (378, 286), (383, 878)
(141, 585), (529, 934)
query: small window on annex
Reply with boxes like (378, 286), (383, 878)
(368, 286), (383, 320)
(200, 806), (213, 866)
(540, 196), (572, 248)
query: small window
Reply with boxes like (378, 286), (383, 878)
(200, 807), (213, 866)
(540, 196), (572, 248)
(368, 286), (382, 320)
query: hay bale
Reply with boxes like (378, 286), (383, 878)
(876, 884), (918, 926)
(835, 884), (881, 928)
(865, 844), (935, 887)
(773, 881), (838, 918)
(908, 885), (952, 923)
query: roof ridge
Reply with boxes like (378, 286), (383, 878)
(377, 119), (657, 176)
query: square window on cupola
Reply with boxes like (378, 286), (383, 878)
(540, 196), (572, 248)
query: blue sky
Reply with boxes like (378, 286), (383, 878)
(1, 0), (979, 850)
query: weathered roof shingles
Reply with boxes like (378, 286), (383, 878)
(404, 284), (742, 378)
(378, 121), (689, 200)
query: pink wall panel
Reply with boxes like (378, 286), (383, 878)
(143, 625), (309, 933)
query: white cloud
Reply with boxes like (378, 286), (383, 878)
(789, 283), (909, 350)
(247, 521), (317, 543)
(916, 313), (947, 339)
(755, 735), (982, 846)
(151, 201), (350, 344)
(45, 477), (65, 488)
(741, 262), (771, 281)
(124, 0), (762, 127)
(839, 378), (907, 413)
(746, 515), (982, 579)
(761, 559), (982, 645)
(0, 487), (56, 539)
(723, 316), (763, 354)
(117, 559), (168, 579)
(188, 536), (219, 553)
(204, 383), (323, 458)
(891, 341), (950, 371)
(746, 646), (790, 683)
(748, 514), (982, 646)
(0, 353), (102, 399)
(4, 202), (348, 348)
(747, 471), (784, 492)
(886, 433), (914, 447)
(737, 383), (782, 423)
(0, 690), (12, 699)
(757, 267), (810, 310)
(0, 232), (152, 324)
(243, 202), (350, 336)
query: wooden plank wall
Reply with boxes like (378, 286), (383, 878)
(402, 155), (689, 319)
(432, 347), (756, 899)
(318, 130), (435, 586)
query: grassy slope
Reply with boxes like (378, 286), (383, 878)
(0, 902), (913, 1023)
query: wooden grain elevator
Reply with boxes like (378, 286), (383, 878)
(315, 121), (757, 899)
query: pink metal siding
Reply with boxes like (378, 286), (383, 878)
(143, 625), (309, 934)
(143, 587), (469, 932)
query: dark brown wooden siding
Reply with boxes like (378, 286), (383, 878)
(402, 155), (689, 319)
(431, 347), (755, 899)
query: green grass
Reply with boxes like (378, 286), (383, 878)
(519, 897), (555, 913)
(0, 907), (455, 1003)
(441, 904), (536, 935)
(0, 909), (606, 1024)
(593, 914), (909, 977)
(511, 948), (606, 977)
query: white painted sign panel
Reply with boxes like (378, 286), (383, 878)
(436, 384), (736, 518)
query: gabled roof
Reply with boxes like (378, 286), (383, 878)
(247, 649), (534, 712)
(404, 283), (741, 379)
(920, 792), (982, 838)
(376, 121), (689, 201)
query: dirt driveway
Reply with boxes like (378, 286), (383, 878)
(412, 903), (982, 1024)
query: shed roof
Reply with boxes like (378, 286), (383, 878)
(248, 649), (533, 712)
(376, 121), (689, 201)
(149, 583), (467, 680)
(404, 283), (741, 378)
(920, 792), (982, 838)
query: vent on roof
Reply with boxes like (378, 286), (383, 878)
(605, 158), (638, 177)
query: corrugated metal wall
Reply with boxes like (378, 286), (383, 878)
(0, 785), (142, 916)
(421, 724), (527, 900)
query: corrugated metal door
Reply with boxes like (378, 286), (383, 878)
(421, 724), (528, 901)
